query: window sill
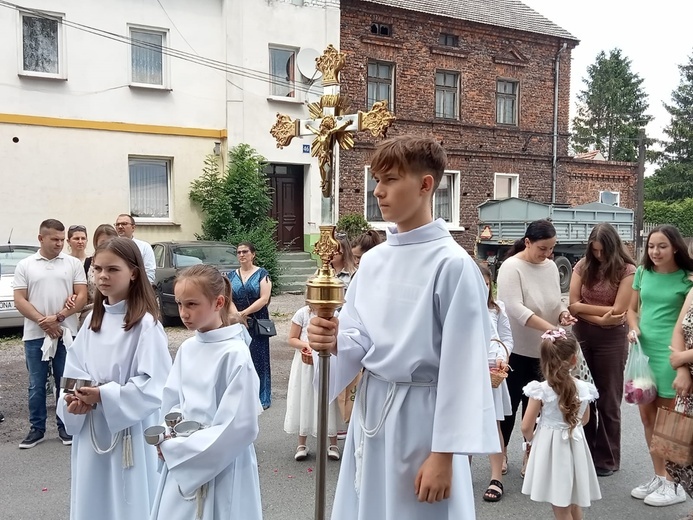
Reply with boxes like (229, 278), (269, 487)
(129, 83), (172, 92)
(430, 46), (468, 59)
(267, 95), (305, 105)
(134, 220), (180, 227)
(18, 71), (67, 81)
(360, 36), (404, 49)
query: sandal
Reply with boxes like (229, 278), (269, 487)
(328, 444), (341, 461)
(294, 445), (309, 461)
(502, 454), (508, 475)
(482, 479), (504, 502)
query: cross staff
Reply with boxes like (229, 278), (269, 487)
(270, 44), (395, 520)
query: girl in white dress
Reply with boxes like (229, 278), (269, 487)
(521, 329), (601, 519)
(57, 238), (172, 520)
(150, 264), (263, 520)
(478, 264), (513, 502)
(284, 304), (340, 461)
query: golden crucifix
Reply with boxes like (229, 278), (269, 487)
(269, 44), (395, 520)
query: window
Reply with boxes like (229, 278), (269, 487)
(433, 173), (457, 222)
(496, 80), (519, 125)
(438, 33), (458, 47)
(435, 71), (459, 119)
(370, 23), (391, 37)
(153, 244), (165, 268)
(269, 47), (297, 97)
(494, 173), (519, 199)
(20, 12), (64, 78)
(365, 169), (384, 222)
(367, 61), (393, 109)
(129, 158), (171, 219)
(130, 27), (167, 87)
(599, 190), (620, 206)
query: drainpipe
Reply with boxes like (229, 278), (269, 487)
(552, 42), (568, 203)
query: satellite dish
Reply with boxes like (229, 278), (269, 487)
(297, 48), (322, 80)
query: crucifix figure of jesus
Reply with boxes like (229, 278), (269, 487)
(270, 44), (395, 520)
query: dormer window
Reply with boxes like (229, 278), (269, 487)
(438, 33), (459, 47)
(370, 23), (391, 37)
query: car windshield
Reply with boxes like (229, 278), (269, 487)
(0, 247), (37, 276)
(172, 244), (239, 268)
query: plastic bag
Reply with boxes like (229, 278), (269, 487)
(624, 338), (658, 405)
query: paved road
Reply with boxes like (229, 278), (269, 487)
(1, 293), (690, 519)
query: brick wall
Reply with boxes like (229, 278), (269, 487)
(563, 158), (637, 210)
(338, 0), (578, 252)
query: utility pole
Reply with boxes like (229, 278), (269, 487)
(635, 128), (646, 259)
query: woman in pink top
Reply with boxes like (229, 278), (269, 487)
(569, 223), (636, 476)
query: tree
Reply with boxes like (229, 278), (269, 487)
(189, 144), (281, 291)
(571, 49), (651, 161)
(645, 51), (693, 201)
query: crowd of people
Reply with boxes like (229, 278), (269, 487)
(5, 135), (693, 520)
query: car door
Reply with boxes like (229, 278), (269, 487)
(153, 244), (177, 318)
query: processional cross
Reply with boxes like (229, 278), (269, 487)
(270, 44), (395, 520)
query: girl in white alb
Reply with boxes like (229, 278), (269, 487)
(151, 264), (263, 520)
(57, 238), (172, 520)
(284, 304), (341, 461)
(477, 263), (513, 502)
(521, 329), (601, 519)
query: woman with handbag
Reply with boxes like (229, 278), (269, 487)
(627, 225), (693, 507)
(666, 288), (693, 520)
(496, 220), (577, 478)
(569, 223), (636, 477)
(229, 242), (273, 410)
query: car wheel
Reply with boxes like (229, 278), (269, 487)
(554, 256), (572, 293)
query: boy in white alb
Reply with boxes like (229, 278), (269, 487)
(308, 136), (499, 520)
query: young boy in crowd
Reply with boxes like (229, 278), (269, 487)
(308, 135), (499, 519)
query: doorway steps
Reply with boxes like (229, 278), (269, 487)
(278, 251), (318, 293)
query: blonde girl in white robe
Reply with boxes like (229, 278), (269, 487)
(150, 264), (263, 520)
(57, 237), (172, 520)
(477, 263), (514, 502)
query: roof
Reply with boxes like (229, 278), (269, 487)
(361, 0), (578, 42)
(574, 150), (606, 161)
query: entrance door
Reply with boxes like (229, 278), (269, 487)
(266, 164), (304, 251)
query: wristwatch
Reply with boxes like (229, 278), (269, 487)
(56, 313), (66, 323)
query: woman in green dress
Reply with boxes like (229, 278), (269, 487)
(627, 225), (693, 507)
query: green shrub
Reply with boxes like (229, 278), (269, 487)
(644, 199), (693, 237)
(337, 213), (372, 242)
(189, 144), (282, 292)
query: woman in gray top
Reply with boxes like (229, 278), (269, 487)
(496, 219), (576, 476)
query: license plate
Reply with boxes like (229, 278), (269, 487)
(0, 300), (14, 310)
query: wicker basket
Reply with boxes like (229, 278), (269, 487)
(301, 347), (314, 366)
(489, 338), (510, 388)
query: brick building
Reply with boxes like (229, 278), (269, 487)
(336, 0), (636, 250)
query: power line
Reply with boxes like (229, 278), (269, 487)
(0, 0), (319, 96)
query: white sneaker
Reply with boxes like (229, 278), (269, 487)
(631, 475), (663, 499)
(644, 480), (686, 507)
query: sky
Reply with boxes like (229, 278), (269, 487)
(521, 0), (692, 151)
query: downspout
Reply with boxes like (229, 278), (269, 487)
(552, 42), (568, 203)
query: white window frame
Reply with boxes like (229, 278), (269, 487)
(435, 70), (460, 120)
(17, 10), (67, 79)
(128, 156), (174, 223)
(268, 45), (299, 99)
(364, 167), (461, 229)
(128, 24), (170, 90)
(599, 190), (621, 206)
(494, 173), (519, 199)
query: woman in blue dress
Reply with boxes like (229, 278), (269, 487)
(229, 242), (273, 409)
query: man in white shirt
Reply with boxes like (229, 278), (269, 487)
(114, 213), (156, 283)
(13, 219), (87, 449)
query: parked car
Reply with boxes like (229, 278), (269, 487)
(152, 241), (239, 324)
(0, 244), (39, 329)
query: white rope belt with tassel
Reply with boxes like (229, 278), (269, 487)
(354, 370), (436, 495)
(88, 412), (134, 469)
(178, 483), (209, 520)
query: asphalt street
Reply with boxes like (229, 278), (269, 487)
(0, 292), (690, 519)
